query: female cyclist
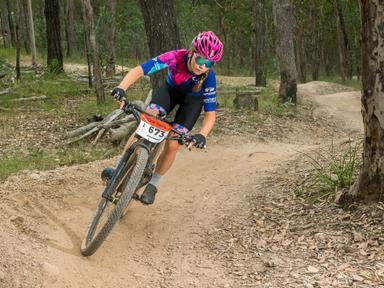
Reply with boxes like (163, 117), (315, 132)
(103, 31), (224, 205)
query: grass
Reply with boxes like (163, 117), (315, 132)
(217, 82), (297, 117)
(317, 75), (362, 90)
(257, 85), (296, 116)
(0, 143), (111, 182)
(295, 139), (361, 202)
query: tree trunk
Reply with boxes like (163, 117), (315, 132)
(309, 0), (321, 81)
(84, 31), (92, 88)
(6, 0), (15, 46)
(218, 5), (230, 75)
(26, 0), (37, 65)
(334, 0), (349, 82)
(338, 0), (384, 204)
(15, 0), (21, 80)
(253, 0), (267, 87)
(44, 0), (63, 73)
(81, 0), (105, 104)
(0, 8), (8, 47)
(139, 0), (181, 92)
(20, 0), (30, 54)
(64, 0), (76, 57)
(1, 1), (12, 47)
(105, 0), (116, 77)
(272, 0), (297, 104)
(294, 24), (306, 83)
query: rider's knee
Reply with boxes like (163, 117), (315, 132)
(165, 138), (180, 152)
(146, 104), (167, 117)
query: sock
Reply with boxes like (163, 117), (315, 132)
(148, 172), (163, 187)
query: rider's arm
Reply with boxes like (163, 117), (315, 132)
(117, 50), (178, 91)
(118, 66), (144, 91)
(199, 111), (216, 137)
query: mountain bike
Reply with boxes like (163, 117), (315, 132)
(80, 102), (191, 256)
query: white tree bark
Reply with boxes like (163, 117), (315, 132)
(26, 0), (37, 65)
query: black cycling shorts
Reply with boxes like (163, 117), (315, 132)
(148, 84), (204, 133)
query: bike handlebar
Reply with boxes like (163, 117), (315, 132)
(121, 99), (193, 145)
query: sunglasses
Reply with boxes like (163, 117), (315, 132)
(194, 53), (215, 68)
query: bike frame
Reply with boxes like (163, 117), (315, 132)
(101, 103), (190, 203)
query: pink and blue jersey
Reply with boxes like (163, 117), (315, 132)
(140, 49), (217, 112)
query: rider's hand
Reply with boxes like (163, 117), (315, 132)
(190, 134), (206, 149)
(111, 87), (126, 102)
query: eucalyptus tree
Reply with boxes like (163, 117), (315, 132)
(139, 0), (181, 91)
(15, 0), (21, 79)
(338, 0), (384, 203)
(27, 0), (37, 65)
(253, 0), (267, 87)
(105, 0), (116, 77)
(81, 0), (105, 104)
(334, 0), (349, 82)
(64, 0), (76, 57)
(44, 0), (63, 73)
(272, 0), (297, 104)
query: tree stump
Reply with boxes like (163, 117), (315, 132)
(233, 92), (259, 111)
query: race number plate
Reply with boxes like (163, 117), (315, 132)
(135, 114), (172, 143)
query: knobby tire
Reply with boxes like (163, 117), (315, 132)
(80, 147), (149, 256)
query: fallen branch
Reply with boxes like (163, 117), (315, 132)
(0, 106), (10, 111)
(10, 95), (47, 102)
(66, 126), (100, 145)
(0, 88), (10, 96)
(109, 122), (137, 142)
(64, 121), (100, 139)
(65, 100), (147, 145)
(90, 112), (121, 144)
(66, 109), (123, 144)
(101, 114), (135, 129)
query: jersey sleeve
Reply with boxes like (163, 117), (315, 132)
(140, 50), (178, 76)
(202, 70), (217, 112)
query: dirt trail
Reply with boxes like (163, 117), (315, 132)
(298, 81), (362, 132)
(1, 81), (380, 288)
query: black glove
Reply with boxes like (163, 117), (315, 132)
(111, 87), (126, 102)
(191, 134), (206, 149)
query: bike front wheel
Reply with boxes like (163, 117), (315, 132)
(80, 146), (149, 256)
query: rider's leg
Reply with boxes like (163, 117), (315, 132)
(101, 131), (138, 182)
(153, 96), (204, 177)
(102, 84), (174, 182)
(155, 136), (180, 175)
(141, 138), (179, 204)
(141, 96), (204, 204)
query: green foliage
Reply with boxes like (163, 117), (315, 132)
(0, 144), (108, 182)
(216, 83), (295, 116)
(296, 140), (361, 202)
(258, 85), (295, 116)
(76, 95), (117, 118)
(318, 75), (362, 90)
(47, 59), (63, 74)
(2, 0), (362, 80)
(0, 70), (92, 112)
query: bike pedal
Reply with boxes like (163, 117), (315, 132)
(111, 196), (119, 204)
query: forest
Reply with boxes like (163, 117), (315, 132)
(0, 0), (384, 287)
(1, 0), (361, 80)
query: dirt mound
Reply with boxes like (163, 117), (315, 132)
(299, 81), (356, 96)
(298, 81), (362, 132)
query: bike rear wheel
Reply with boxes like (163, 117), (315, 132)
(80, 146), (149, 256)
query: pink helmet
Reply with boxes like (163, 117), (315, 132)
(192, 31), (224, 63)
